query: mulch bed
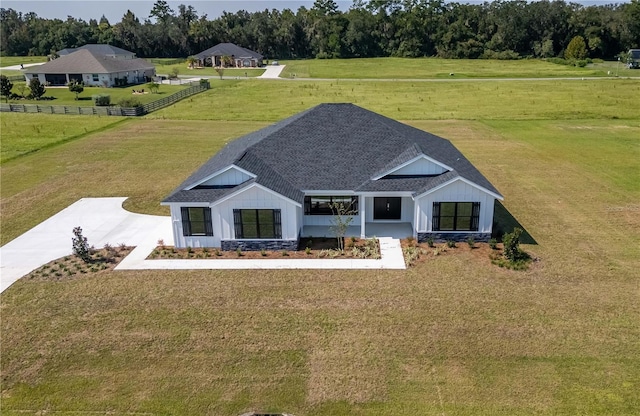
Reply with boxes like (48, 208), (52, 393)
(25, 245), (134, 281)
(147, 237), (381, 260)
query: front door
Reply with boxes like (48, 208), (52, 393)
(374, 197), (402, 220)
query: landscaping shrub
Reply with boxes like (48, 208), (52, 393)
(447, 240), (457, 248)
(93, 94), (111, 106)
(488, 238), (498, 250)
(71, 226), (91, 263)
(117, 97), (142, 108)
(503, 227), (526, 262)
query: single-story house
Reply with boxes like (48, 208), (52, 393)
(194, 43), (263, 68)
(25, 48), (155, 87)
(162, 103), (504, 250)
(57, 44), (136, 59)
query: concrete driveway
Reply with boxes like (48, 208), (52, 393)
(0, 198), (172, 293)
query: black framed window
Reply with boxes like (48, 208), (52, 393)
(181, 207), (213, 236)
(233, 209), (282, 239)
(432, 202), (480, 231)
(304, 196), (358, 215)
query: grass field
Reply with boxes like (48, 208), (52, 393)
(1, 62), (639, 415)
(0, 56), (48, 67)
(278, 57), (627, 79)
(5, 82), (193, 107)
(151, 78), (640, 121)
(0, 113), (126, 163)
(152, 60), (265, 77)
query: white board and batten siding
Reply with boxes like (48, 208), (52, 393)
(415, 179), (496, 233)
(387, 157), (447, 176)
(215, 185), (299, 240)
(364, 196), (414, 222)
(198, 167), (252, 187)
(168, 204), (218, 248)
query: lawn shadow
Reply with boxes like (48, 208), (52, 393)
(493, 200), (537, 245)
(77, 97), (92, 101)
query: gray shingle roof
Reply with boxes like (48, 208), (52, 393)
(58, 44), (135, 56)
(163, 104), (503, 204)
(194, 43), (263, 60)
(25, 49), (154, 74)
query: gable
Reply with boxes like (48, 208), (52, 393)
(189, 166), (254, 189)
(415, 177), (503, 201)
(383, 155), (449, 177)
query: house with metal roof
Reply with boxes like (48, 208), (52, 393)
(162, 104), (504, 250)
(194, 43), (263, 68)
(25, 48), (155, 87)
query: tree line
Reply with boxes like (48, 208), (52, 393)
(1, 0), (639, 60)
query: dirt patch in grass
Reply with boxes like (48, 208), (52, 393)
(147, 237), (380, 260)
(25, 245), (134, 281)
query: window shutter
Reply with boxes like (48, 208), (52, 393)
(432, 202), (440, 231)
(471, 202), (480, 231)
(274, 209), (282, 239)
(181, 207), (191, 236)
(233, 209), (243, 238)
(204, 207), (213, 236)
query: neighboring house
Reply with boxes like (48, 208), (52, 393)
(162, 104), (504, 251)
(24, 48), (155, 86)
(57, 44), (136, 59)
(194, 43), (263, 68)
(628, 49), (640, 69)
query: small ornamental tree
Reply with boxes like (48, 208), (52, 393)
(72, 226), (91, 263)
(565, 36), (588, 61)
(148, 81), (159, 93)
(215, 67), (224, 79)
(28, 77), (46, 100)
(68, 80), (84, 100)
(329, 200), (356, 251)
(186, 56), (197, 68)
(0, 75), (13, 102)
(168, 67), (179, 79)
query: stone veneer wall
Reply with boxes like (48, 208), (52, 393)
(418, 232), (491, 243)
(221, 239), (299, 251)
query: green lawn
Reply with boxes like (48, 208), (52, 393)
(1, 71), (639, 415)
(151, 78), (640, 121)
(279, 57), (617, 79)
(0, 56), (47, 67)
(0, 113), (126, 163)
(152, 60), (265, 77)
(5, 82), (193, 107)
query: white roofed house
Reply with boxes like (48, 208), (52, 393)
(162, 104), (504, 251)
(24, 45), (155, 87)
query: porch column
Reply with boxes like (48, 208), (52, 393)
(360, 195), (366, 239)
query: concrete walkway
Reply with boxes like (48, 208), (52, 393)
(116, 236), (405, 271)
(258, 64), (286, 79)
(1, 197), (406, 292)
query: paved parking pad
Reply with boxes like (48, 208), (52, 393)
(0, 198), (172, 292)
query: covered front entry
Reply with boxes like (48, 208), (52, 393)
(374, 197), (402, 220)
